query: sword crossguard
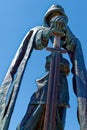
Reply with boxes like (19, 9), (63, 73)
(46, 47), (67, 54)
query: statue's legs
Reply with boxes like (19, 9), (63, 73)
(16, 73), (68, 130)
(16, 104), (66, 130)
(56, 107), (66, 130)
(16, 104), (45, 130)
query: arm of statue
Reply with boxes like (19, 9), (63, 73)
(34, 26), (51, 50)
(65, 26), (86, 75)
(65, 26), (86, 78)
(64, 26), (76, 65)
(10, 26), (51, 77)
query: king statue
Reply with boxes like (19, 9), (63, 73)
(0, 4), (87, 130)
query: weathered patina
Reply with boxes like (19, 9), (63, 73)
(0, 4), (87, 130)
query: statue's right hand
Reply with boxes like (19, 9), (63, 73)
(50, 15), (68, 36)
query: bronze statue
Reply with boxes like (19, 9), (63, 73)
(0, 4), (87, 130)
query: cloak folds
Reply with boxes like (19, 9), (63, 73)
(73, 38), (87, 99)
(0, 26), (87, 130)
(0, 26), (42, 130)
(72, 38), (87, 129)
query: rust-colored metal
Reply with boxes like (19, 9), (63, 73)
(43, 35), (63, 130)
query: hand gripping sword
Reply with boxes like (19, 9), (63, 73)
(43, 33), (67, 130)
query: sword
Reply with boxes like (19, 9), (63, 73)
(43, 33), (66, 130)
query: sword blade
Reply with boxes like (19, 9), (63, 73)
(43, 35), (61, 130)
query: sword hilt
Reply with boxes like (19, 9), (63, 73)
(53, 35), (61, 48)
(46, 34), (67, 54)
(53, 31), (65, 48)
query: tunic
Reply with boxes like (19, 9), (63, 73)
(30, 53), (70, 108)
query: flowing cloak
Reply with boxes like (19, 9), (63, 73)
(0, 26), (43, 130)
(72, 38), (87, 128)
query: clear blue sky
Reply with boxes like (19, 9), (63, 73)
(0, 0), (87, 130)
